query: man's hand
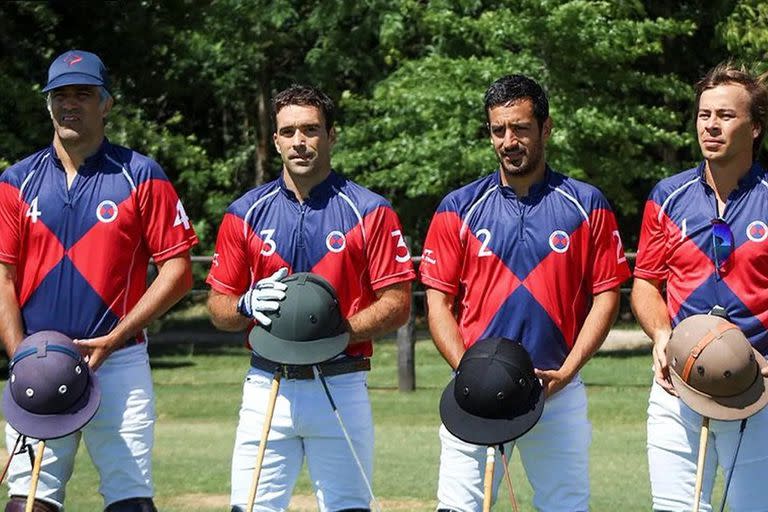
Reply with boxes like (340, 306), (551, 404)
(74, 333), (123, 370)
(652, 332), (677, 396)
(534, 368), (573, 398)
(237, 268), (288, 325)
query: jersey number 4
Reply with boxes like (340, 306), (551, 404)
(26, 197), (42, 223)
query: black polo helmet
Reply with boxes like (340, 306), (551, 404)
(440, 337), (544, 445)
(248, 272), (349, 365)
(2, 331), (101, 440)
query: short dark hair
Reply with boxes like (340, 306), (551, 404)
(272, 84), (335, 131)
(695, 62), (768, 159)
(484, 75), (549, 128)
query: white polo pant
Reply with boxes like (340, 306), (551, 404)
(647, 380), (768, 512)
(4, 343), (156, 509)
(437, 377), (591, 512)
(230, 366), (373, 512)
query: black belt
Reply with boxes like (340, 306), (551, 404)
(250, 354), (371, 380)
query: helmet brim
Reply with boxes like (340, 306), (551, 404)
(249, 328), (349, 365)
(439, 375), (544, 445)
(2, 372), (101, 440)
(670, 348), (768, 421)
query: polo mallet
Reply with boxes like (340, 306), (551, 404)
(718, 418), (748, 512)
(25, 440), (45, 512)
(499, 444), (520, 512)
(0, 434), (23, 485)
(315, 366), (382, 512)
(482, 446), (495, 512)
(245, 369), (282, 512)
(692, 416), (710, 512)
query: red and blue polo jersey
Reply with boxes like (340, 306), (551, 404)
(420, 168), (631, 370)
(635, 162), (768, 354)
(206, 171), (416, 358)
(0, 140), (199, 341)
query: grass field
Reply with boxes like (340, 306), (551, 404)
(1, 338), (729, 511)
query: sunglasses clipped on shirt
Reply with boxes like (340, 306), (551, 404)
(711, 218), (734, 278)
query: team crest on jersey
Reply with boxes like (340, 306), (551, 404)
(326, 230), (347, 253)
(549, 230), (570, 253)
(747, 221), (768, 242)
(96, 200), (118, 223)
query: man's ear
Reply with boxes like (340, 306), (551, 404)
(101, 96), (114, 117)
(273, 132), (281, 154)
(328, 126), (337, 146)
(542, 117), (553, 141)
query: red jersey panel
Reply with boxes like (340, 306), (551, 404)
(0, 140), (198, 340)
(207, 171), (416, 358)
(420, 168), (630, 369)
(635, 162), (768, 354)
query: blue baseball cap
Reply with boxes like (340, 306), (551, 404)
(42, 50), (110, 93)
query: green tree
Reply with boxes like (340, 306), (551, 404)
(335, 0), (700, 248)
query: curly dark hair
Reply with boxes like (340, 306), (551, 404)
(272, 84), (335, 132)
(484, 75), (549, 130)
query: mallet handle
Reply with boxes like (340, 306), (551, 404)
(246, 371), (281, 511)
(693, 417), (710, 512)
(483, 446), (495, 512)
(25, 441), (45, 512)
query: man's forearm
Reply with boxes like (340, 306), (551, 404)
(426, 288), (466, 369)
(110, 254), (193, 344)
(630, 278), (671, 344)
(347, 282), (411, 343)
(0, 264), (24, 355)
(558, 288), (620, 379)
(207, 291), (251, 332)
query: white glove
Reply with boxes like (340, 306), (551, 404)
(237, 268), (288, 325)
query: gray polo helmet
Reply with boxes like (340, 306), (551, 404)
(2, 331), (101, 439)
(248, 272), (349, 365)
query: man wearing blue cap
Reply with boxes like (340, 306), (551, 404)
(0, 50), (198, 511)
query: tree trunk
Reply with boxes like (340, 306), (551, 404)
(254, 80), (270, 186)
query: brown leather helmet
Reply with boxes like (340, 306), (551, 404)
(667, 314), (768, 420)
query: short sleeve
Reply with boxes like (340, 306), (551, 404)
(362, 206), (416, 290)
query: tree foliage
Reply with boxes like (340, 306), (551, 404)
(0, 0), (763, 251)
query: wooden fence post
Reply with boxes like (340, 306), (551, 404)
(397, 239), (417, 392)
(397, 297), (416, 392)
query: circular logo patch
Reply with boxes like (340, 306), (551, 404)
(326, 231), (346, 253)
(549, 230), (570, 253)
(747, 221), (768, 242)
(96, 200), (118, 223)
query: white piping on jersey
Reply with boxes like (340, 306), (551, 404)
(760, 179), (768, 191)
(460, 185), (499, 239)
(243, 187), (281, 238)
(18, 153), (49, 199)
(337, 192), (367, 246)
(657, 177), (698, 222)
(680, 218), (687, 241)
(106, 155), (137, 191)
(553, 187), (590, 226)
(122, 242), (142, 316)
